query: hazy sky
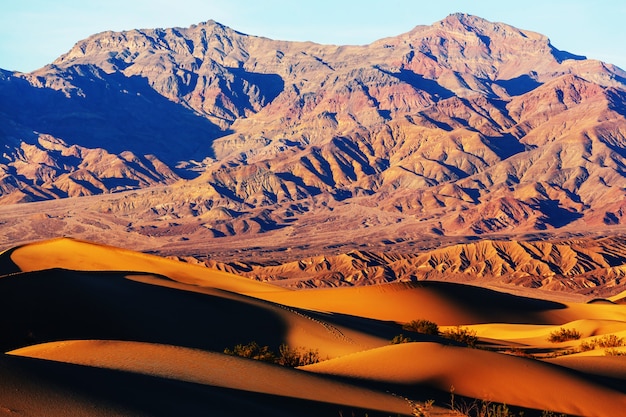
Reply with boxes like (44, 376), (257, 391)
(1, 0), (624, 72)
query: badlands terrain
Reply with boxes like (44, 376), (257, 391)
(1, 12), (626, 416)
(1, 13), (626, 243)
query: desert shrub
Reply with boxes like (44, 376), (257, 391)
(390, 334), (414, 344)
(477, 402), (513, 417)
(419, 399), (435, 416)
(456, 401), (568, 417)
(276, 344), (320, 367)
(441, 326), (478, 348)
(224, 342), (320, 367)
(541, 411), (569, 417)
(450, 397), (541, 417)
(505, 347), (535, 358)
(605, 348), (626, 356)
(223, 341), (276, 362)
(578, 334), (624, 352)
(595, 334), (624, 348)
(578, 339), (597, 352)
(547, 328), (581, 343)
(402, 319), (440, 335)
(446, 387), (568, 417)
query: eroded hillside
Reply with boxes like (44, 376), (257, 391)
(1, 13), (626, 245)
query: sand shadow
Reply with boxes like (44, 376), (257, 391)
(0, 354), (399, 417)
(0, 269), (288, 352)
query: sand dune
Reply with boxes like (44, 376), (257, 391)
(2, 238), (626, 416)
(469, 319), (626, 346)
(8, 340), (413, 416)
(6, 238), (625, 326)
(0, 268), (396, 358)
(260, 279), (626, 329)
(303, 342), (626, 417)
(0, 352), (412, 417)
(3, 237), (279, 294)
(546, 355), (626, 383)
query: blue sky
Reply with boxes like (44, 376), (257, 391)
(1, 0), (624, 72)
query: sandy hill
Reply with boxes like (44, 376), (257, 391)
(1, 238), (626, 416)
(0, 351), (412, 417)
(302, 342), (626, 417)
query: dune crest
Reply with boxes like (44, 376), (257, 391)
(1, 238), (626, 416)
(9, 340), (413, 416)
(303, 342), (626, 417)
(6, 237), (279, 294)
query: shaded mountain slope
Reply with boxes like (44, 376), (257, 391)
(1, 13), (625, 241)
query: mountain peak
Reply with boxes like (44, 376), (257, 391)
(2, 13), (626, 244)
(437, 12), (544, 41)
(441, 12), (484, 26)
(188, 19), (241, 35)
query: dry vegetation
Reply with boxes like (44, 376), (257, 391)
(223, 341), (322, 367)
(547, 328), (582, 343)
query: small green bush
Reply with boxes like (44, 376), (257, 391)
(402, 319), (440, 335)
(441, 326), (478, 348)
(547, 328), (581, 343)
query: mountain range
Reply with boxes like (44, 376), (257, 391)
(1, 12), (626, 258)
(4, 15), (626, 415)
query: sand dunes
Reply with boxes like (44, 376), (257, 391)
(8, 340), (411, 415)
(2, 238), (626, 416)
(303, 342), (626, 417)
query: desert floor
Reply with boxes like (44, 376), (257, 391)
(1, 237), (626, 416)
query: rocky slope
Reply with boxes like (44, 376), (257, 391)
(1, 13), (626, 242)
(194, 235), (626, 299)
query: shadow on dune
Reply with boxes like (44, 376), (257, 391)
(293, 281), (569, 342)
(0, 269), (288, 352)
(412, 281), (567, 324)
(0, 246), (20, 275)
(0, 354), (395, 417)
(307, 309), (450, 345)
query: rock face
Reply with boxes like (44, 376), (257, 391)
(199, 236), (626, 297)
(1, 13), (626, 239)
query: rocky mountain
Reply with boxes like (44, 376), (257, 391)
(1, 13), (626, 245)
(194, 235), (626, 299)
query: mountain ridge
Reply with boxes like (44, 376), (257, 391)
(193, 235), (626, 298)
(1, 13), (626, 252)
